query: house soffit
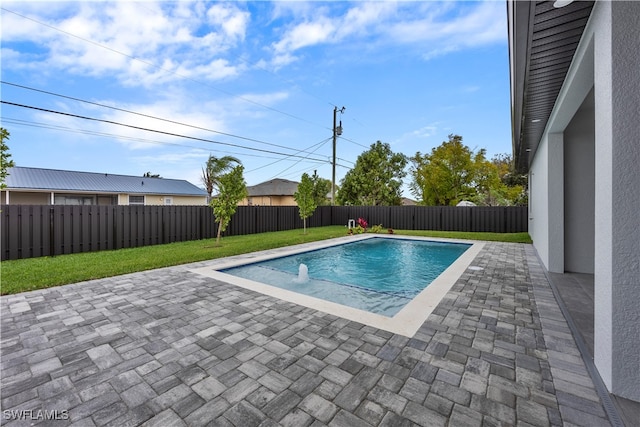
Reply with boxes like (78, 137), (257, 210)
(511, 0), (594, 173)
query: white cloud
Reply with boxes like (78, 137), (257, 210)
(1, 1), (249, 86)
(386, 1), (506, 57)
(268, 1), (505, 66)
(206, 3), (250, 42)
(393, 124), (439, 146)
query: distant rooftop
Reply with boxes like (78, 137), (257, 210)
(247, 178), (299, 197)
(4, 167), (206, 196)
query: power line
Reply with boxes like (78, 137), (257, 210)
(247, 137), (332, 174)
(268, 138), (332, 180)
(1, 81), (312, 155)
(1, 100), (335, 163)
(0, 7), (330, 131)
(1, 117), (320, 163)
(1, 6), (377, 158)
(339, 135), (369, 149)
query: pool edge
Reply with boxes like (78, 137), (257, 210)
(190, 235), (484, 337)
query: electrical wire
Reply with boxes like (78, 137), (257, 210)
(1, 81), (313, 154)
(0, 7), (330, 131)
(1, 100), (337, 163)
(1, 117), (315, 162)
(267, 138), (332, 180)
(1, 7), (376, 159)
(246, 137), (332, 173)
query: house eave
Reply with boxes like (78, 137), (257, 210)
(508, 0), (594, 173)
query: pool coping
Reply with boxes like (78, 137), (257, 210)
(190, 234), (484, 337)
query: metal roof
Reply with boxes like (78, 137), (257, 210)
(509, 0), (594, 173)
(246, 179), (299, 197)
(4, 167), (206, 196)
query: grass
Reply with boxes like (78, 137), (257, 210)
(0, 226), (531, 295)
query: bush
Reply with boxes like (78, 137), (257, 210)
(370, 224), (385, 234)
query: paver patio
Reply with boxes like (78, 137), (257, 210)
(1, 241), (615, 426)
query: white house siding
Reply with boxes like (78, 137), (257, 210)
(563, 90), (595, 274)
(530, 1), (639, 401)
(605, 0), (640, 401)
(528, 134), (550, 269)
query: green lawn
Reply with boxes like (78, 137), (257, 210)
(0, 226), (531, 295)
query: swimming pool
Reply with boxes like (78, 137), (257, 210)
(192, 234), (484, 336)
(221, 238), (471, 317)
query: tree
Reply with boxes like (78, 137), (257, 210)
(410, 135), (527, 206)
(294, 173), (317, 234)
(201, 155), (241, 199)
(409, 134), (477, 206)
(210, 165), (247, 245)
(470, 150), (503, 206)
(143, 172), (161, 178)
(337, 141), (407, 206)
(491, 153), (528, 205)
(1, 128), (16, 189)
(310, 170), (332, 206)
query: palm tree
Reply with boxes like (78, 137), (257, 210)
(201, 155), (241, 199)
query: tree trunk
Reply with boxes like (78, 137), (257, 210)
(216, 222), (223, 244)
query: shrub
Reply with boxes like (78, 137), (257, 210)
(370, 224), (385, 234)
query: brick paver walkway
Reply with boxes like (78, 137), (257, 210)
(1, 242), (613, 426)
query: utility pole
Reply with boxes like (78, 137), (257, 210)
(332, 106), (345, 205)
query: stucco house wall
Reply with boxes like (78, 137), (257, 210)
(243, 195), (297, 206)
(239, 179), (299, 207)
(525, 1), (639, 401)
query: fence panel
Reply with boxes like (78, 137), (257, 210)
(308, 206), (332, 228)
(253, 206), (277, 234)
(471, 207), (503, 232)
(1, 204), (528, 261)
(236, 206), (254, 235)
(506, 206), (528, 233)
(389, 206), (414, 230)
(278, 206), (300, 231)
(366, 206), (389, 228)
(413, 207), (442, 230)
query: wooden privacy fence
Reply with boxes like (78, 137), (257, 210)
(1, 205), (527, 261)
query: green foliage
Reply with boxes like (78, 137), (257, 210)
(1, 128), (16, 189)
(143, 172), (161, 178)
(210, 165), (247, 244)
(369, 224), (385, 233)
(490, 153), (528, 205)
(409, 134), (476, 206)
(201, 154), (241, 198)
(409, 135), (527, 206)
(337, 141), (407, 206)
(310, 170), (332, 206)
(293, 172), (317, 234)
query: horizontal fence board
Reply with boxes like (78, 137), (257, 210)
(1, 204), (527, 261)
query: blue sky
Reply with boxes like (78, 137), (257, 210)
(1, 1), (510, 196)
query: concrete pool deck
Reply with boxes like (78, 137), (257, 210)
(0, 241), (618, 426)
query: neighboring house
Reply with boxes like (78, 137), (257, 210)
(240, 178), (299, 206)
(1, 166), (207, 206)
(509, 0), (639, 404)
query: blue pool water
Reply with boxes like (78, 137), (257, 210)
(222, 237), (470, 317)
